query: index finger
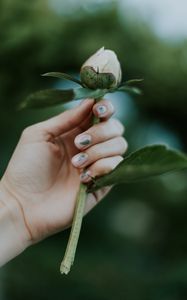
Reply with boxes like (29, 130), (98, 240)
(93, 99), (115, 121)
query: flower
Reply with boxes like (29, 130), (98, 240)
(80, 47), (122, 89)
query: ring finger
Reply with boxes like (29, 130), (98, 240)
(80, 155), (124, 182)
(74, 118), (124, 150)
(71, 136), (128, 169)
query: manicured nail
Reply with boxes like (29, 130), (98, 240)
(96, 105), (107, 116)
(80, 170), (91, 182)
(72, 153), (88, 167)
(75, 134), (92, 148)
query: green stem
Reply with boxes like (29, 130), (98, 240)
(60, 183), (87, 274)
(60, 98), (101, 275)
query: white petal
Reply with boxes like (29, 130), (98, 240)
(81, 47), (122, 87)
(102, 50), (122, 84)
(82, 47), (108, 72)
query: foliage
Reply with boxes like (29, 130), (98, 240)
(89, 145), (187, 191)
(1, 0), (187, 299)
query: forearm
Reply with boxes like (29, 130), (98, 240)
(0, 182), (30, 267)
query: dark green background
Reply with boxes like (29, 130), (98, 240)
(0, 1), (187, 299)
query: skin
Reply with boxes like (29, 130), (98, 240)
(0, 98), (127, 263)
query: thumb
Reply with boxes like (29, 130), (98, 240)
(39, 99), (94, 138)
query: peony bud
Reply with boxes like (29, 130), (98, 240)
(80, 47), (122, 89)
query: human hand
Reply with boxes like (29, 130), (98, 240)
(0, 99), (127, 260)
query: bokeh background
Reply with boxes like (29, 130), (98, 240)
(0, 0), (187, 299)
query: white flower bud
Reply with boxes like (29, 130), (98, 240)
(80, 47), (122, 89)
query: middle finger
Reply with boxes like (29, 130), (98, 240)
(74, 118), (124, 150)
(71, 136), (128, 169)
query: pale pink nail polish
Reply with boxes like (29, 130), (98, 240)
(80, 170), (91, 182)
(72, 153), (88, 166)
(75, 134), (92, 148)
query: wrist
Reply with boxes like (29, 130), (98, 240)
(0, 180), (31, 267)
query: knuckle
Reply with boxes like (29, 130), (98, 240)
(110, 156), (123, 170)
(97, 123), (108, 138)
(107, 162), (116, 173)
(93, 155), (124, 176)
(21, 125), (34, 137)
(117, 137), (128, 153)
(88, 122), (108, 140)
(91, 159), (113, 176)
(112, 118), (125, 134)
(21, 124), (45, 142)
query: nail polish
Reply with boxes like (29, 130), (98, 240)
(96, 105), (107, 116)
(72, 153), (88, 166)
(75, 134), (91, 147)
(80, 170), (91, 182)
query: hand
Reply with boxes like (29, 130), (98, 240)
(0, 99), (127, 250)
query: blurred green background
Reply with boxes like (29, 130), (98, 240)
(0, 0), (187, 299)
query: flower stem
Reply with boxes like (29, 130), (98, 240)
(60, 183), (87, 274)
(60, 98), (101, 275)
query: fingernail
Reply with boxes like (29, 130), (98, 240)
(80, 170), (91, 182)
(72, 153), (88, 167)
(75, 134), (92, 148)
(96, 105), (107, 116)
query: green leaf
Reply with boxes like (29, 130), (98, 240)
(118, 85), (142, 95)
(74, 87), (108, 100)
(42, 72), (83, 86)
(89, 145), (187, 192)
(19, 87), (108, 109)
(122, 78), (144, 86)
(19, 89), (75, 109)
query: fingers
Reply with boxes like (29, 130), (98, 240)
(26, 99), (95, 140)
(21, 98), (115, 143)
(40, 99), (115, 136)
(74, 118), (124, 150)
(80, 156), (123, 183)
(71, 136), (128, 169)
(77, 99), (115, 133)
(93, 99), (115, 120)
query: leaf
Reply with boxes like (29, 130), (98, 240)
(74, 87), (108, 100)
(42, 72), (83, 86)
(118, 85), (142, 95)
(19, 87), (108, 109)
(89, 145), (187, 192)
(19, 89), (75, 109)
(123, 78), (144, 86)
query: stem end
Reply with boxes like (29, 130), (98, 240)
(60, 262), (71, 275)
